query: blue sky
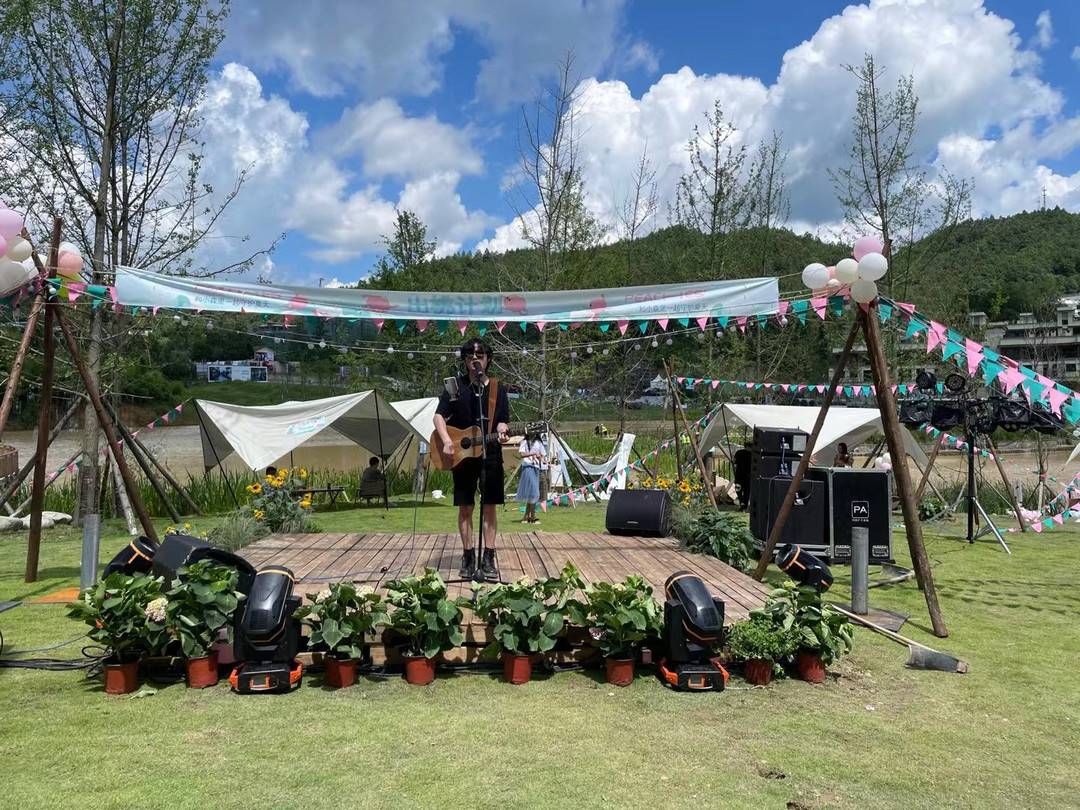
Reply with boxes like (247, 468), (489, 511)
(200, 0), (1080, 285)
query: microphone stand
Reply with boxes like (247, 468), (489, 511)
(471, 365), (489, 583)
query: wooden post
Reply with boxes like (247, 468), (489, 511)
(983, 434), (1026, 532)
(0, 398), (82, 513)
(25, 219), (62, 582)
(752, 317), (861, 580)
(665, 360), (718, 509)
(669, 374), (683, 480)
(860, 305), (948, 638)
(915, 432), (946, 501)
(0, 291), (45, 437)
(105, 401), (182, 522)
(108, 445), (139, 536)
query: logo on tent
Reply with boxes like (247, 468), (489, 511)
(287, 417), (328, 435)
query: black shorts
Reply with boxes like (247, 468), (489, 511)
(452, 458), (505, 506)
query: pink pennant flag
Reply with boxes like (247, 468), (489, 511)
(1053, 513), (1065, 525)
(745, 383), (754, 390)
(535, 320), (547, 332)
(926, 322), (946, 353)
(778, 301), (790, 316)
(711, 380), (720, 390)
(374, 319), (384, 333)
(495, 321), (507, 334)
(108, 285), (118, 304)
(896, 301), (916, 316)
(811, 297), (827, 320)
(657, 318), (669, 331)
(696, 316), (708, 331)
(146, 422), (155, 430)
(781, 384), (790, 392)
(67, 282), (86, 302)
(676, 377), (685, 384)
(417, 319), (429, 332)
(797, 384), (806, 392)
(998, 366), (1025, 394)
(457, 320), (469, 335)
(568, 491), (576, 505)
(964, 339), (984, 376)
(1047, 386), (1069, 416)
(816, 385), (825, 394)
(617, 320), (629, 336)
(890, 385), (897, 394)
(1031, 521), (1043, 533)
(540, 501), (547, 513)
(736, 316), (747, 333)
(835, 386), (843, 396)
(175, 403), (183, 414)
(152, 306), (160, 316)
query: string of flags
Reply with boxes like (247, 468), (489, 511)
(921, 425), (995, 460)
(539, 403), (723, 511)
(675, 375), (958, 399)
(1008, 507), (1078, 534)
(44, 399), (189, 485)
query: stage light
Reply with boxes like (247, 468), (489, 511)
(915, 370), (936, 390)
(944, 373), (967, 393)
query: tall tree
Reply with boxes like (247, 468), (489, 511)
(0, 0), (265, 521)
(373, 209), (436, 280)
(671, 100), (750, 277)
(829, 54), (971, 298)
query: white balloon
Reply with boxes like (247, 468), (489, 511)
(851, 279), (878, 303)
(5, 236), (31, 262)
(882, 452), (891, 463)
(835, 257), (859, 283)
(57, 241), (79, 256)
(826, 278), (841, 291)
(0, 257), (32, 295)
(874, 456), (886, 469)
(857, 252), (888, 281)
(801, 262), (829, 290)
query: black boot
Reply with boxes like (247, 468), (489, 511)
(459, 548), (476, 579)
(480, 548), (497, 581)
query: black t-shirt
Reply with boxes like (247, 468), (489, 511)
(436, 374), (510, 432)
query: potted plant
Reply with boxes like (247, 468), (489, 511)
(68, 572), (167, 694)
(384, 569), (465, 685)
(295, 581), (389, 688)
(164, 560), (244, 688)
(754, 580), (854, 683)
(473, 563), (583, 685)
(571, 575), (662, 687)
(725, 616), (797, 686)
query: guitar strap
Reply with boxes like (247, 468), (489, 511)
(486, 378), (499, 431)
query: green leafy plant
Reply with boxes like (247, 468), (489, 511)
(918, 495), (945, 521)
(164, 560), (244, 658)
(726, 616), (798, 675)
(570, 575), (662, 659)
(385, 569), (466, 659)
(473, 563), (584, 658)
(207, 510), (269, 552)
(753, 580), (854, 666)
(672, 505), (756, 572)
(295, 582), (389, 660)
(247, 467), (318, 533)
(68, 572), (168, 662)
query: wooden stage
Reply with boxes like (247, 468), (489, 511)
(238, 531), (770, 622)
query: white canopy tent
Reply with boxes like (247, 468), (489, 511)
(195, 391), (423, 472)
(389, 397), (438, 447)
(699, 403), (928, 467)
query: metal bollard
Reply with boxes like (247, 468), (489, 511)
(851, 526), (869, 615)
(80, 513), (101, 591)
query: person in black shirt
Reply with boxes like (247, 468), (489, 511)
(733, 443), (752, 510)
(433, 338), (510, 580)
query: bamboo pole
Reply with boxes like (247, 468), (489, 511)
(665, 360), (718, 509)
(915, 432), (946, 501)
(983, 434), (1026, 532)
(104, 401), (185, 521)
(861, 305), (948, 637)
(753, 317), (861, 580)
(14, 450), (80, 516)
(108, 445), (138, 536)
(0, 398), (82, 513)
(25, 218), (62, 582)
(669, 375), (683, 480)
(127, 428), (201, 515)
(0, 289), (45, 437)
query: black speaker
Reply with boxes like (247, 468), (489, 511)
(753, 426), (808, 455)
(751, 453), (797, 481)
(749, 477), (828, 549)
(151, 534), (257, 594)
(103, 536), (158, 577)
(606, 489), (671, 536)
(826, 469), (892, 564)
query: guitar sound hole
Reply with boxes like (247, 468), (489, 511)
(461, 438), (473, 449)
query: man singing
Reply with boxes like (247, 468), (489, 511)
(433, 338), (510, 581)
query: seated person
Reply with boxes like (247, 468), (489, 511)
(360, 456), (385, 499)
(833, 442), (853, 468)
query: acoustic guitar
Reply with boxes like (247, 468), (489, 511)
(429, 426), (516, 470)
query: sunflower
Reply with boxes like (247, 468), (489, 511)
(253, 509), (265, 520)
(299, 497), (312, 510)
(247, 482), (263, 495)
(298, 467), (308, 480)
(678, 480), (691, 494)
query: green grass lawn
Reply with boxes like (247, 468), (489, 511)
(1, 505), (1079, 808)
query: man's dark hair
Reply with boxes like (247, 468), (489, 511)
(369, 456), (380, 467)
(459, 337), (493, 362)
(265, 465), (277, 477)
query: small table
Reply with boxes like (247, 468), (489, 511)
(291, 486), (347, 507)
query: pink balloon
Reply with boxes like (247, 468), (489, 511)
(0, 235), (7, 257)
(57, 251), (83, 278)
(827, 265), (837, 280)
(0, 208), (23, 241)
(853, 235), (884, 262)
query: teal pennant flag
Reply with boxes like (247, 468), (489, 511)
(942, 341), (964, 361)
(792, 300), (809, 324)
(981, 360), (1004, 385)
(878, 302), (893, 323)
(905, 319), (927, 340)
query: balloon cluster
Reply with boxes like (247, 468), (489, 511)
(874, 452), (892, 472)
(800, 234), (889, 304)
(0, 205), (86, 297)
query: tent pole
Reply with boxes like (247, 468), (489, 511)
(752, 316), (860, 580)
(860, 304), (948, 637)
(373, 390), (389, 510)
(665, 360), (718, 509)
(126, 423), (202, 516)
(194, 403), (240, 509)
(914, 432), (946, 500)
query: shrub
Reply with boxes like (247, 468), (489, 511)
(207, 511), (269, 552)
(918, 495), (945, 521)
(473, 563), (584, 657)
(295, 582), (388, 660)
(385, 569), (465, 659)
(247, 467), (318, 533)
(67, 572), (167, 662)
(164, 560), (244, 658)
(754, 580), (854, 666)
(673, 505), (756, 572)
(726, 616), (798, 674)
(570, 575), (662, 659)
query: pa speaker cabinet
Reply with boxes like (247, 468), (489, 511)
(606, 489), (671, 537)
(749, 476), (829, 556)
(826, 468), (893, 564)
(753, 426), (809, 456)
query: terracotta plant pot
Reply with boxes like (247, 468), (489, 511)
(743, 658), (774, 686)
(403, 654), (436, 686)
(103, 659), (140, 695)
(502, 652), (533, 685)
(185, 651), (219, 689)
(325, 656), (359, 689)
(605, 656), (635, 687)
(796, 651), (826, 684)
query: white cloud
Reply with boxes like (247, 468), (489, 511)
(1035, 10), (1054, 49)
(224, 0), (630, 106)
(321, 98), (483, 179)
(483, 0), (1079, 252)
(1072, 45), (1080, 63)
